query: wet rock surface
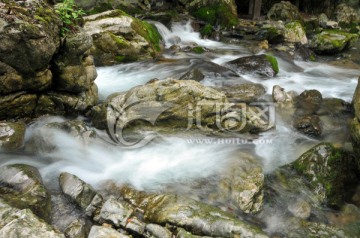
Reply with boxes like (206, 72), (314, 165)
(0, 164), (51, 221)
(0, 122), (25, 151)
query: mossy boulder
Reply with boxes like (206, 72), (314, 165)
(188, 0), (238, 28)
(309, 30), (358, 54)
(226, 54), (279, 77)
(0, 198), (64, 238)
(267, 1), (303, 22)
(0, 93), (38, 120)
(83, 10), (162, 66)
(0, 164), (52, 221)
(0, 122), (25, 151)
(284, 21), (308, 45)
(290, 143), (359, 207)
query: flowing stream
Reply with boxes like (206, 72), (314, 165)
(1, 20), (360, 234)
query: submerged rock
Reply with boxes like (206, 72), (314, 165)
(227, 54), (279, 77)
(59, 172), (103, 218)
(179, 68), (205, 82)
(0, 121), (25, 151)
(0, 164), (51, 221)
(309, 30), (358, 54)
(0, 198), (64, 238)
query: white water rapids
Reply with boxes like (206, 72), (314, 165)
(1, 20), (359, 192)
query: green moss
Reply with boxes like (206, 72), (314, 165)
(108, 32), (128, 48)
(85, 2), (113, 15)
(191, 3), (238, 28)
(131, 19), (162, 52)
(264, 55), (279, 74)
(201, 23), (213, 36)
(192, 46), (205, 54)
(309, 54), (316, 61)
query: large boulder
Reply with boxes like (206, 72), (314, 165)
(309, 30), (358, 55)
(0, 198), (64, 238)
(290, 143), (359, 207)
(0, 0), (61, 76)
(267, 1), (302, 22)
(83, 10), (161, 66)
(0, 122), (25, 151)
(226, 54), (279, 77)
(186, 0), (238, 27)
(0, 164), (52, 221)
(91, 79), (274, 140)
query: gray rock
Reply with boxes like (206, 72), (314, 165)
(179, 68), (205, 82)
(284, 21), (307, 45)
(272, 85), (293, 107)
(0, 198), (64, 238)
(145, 224), (172, 238)
(227, 54), (279, 77)
(296, 89), (323, 114)
(0, 121), (25, 151)
(88, 226), (129, 238)
(59, 172), (103, 217)
(0, 164), (51, 221)
(0, 92), (37, 120)
(125, 217), (146, 236)
(98, 197), (133, 228)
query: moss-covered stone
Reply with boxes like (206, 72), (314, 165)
(192, 46), (205, 54)
(190, 1), (238, 28)
(265, 54), (279, 74)
(291, 143), (359, 207)
(0, 122), (25, 151)
(310, 30), (358, 55)
(0, 164), (52, 221)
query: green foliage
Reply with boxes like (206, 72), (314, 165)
(55, 0), (85, 36)
(201, 23), (213, 37)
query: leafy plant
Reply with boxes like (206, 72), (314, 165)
(55, 0), (84, 36)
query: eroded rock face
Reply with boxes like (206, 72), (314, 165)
(217, 83), (266, 103)
(88, 225), (129, 238)
(0, 164), (51, 221)
(83, 10), (161, 66)
(0, 122), (25, 151)
(0, 198), (64, 238)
